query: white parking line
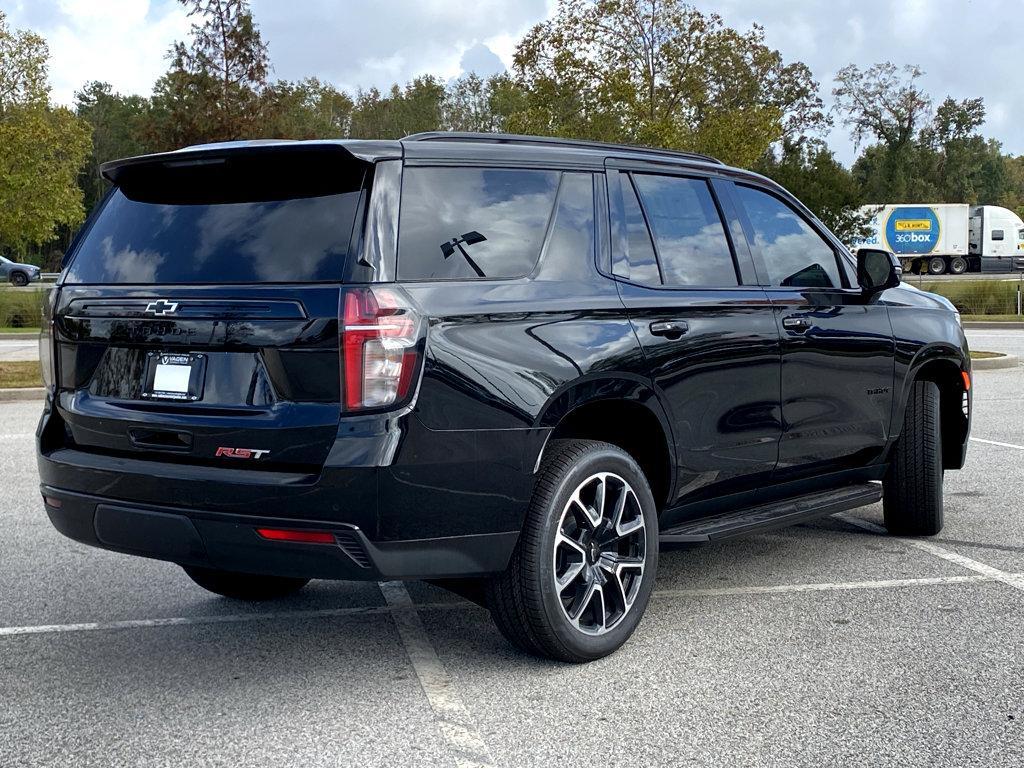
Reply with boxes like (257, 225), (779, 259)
(379, 581), (494, 769)
(0, 601), (475, 638)
(838, 514), (1024, 593)
(971, 437), (1024, 451)
(655, 574), (994, 599)
(0, 572), (1013, 640)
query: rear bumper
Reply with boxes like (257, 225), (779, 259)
(41, 485), (519, 581)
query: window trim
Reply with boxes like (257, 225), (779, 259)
(730, 180), (853, 291)
(394, 164), (566, 284)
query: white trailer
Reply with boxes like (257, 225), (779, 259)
(853, 203), (1024, 274)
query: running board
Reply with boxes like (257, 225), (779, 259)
(658, 483), (882, 544)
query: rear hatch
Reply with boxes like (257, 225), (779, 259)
(50, 144), (370, 472)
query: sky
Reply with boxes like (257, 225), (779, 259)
(3, 0), (1021, 166)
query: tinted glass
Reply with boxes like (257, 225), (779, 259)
(633, 175), (736, 286)
(992, 229), (1004, 241)
(537, 173), (595, 279)
(611, 173), (660, 285)
(398, 167), (560, 280)
(736, 185), (841, 288)
(65, 189), (359, 284)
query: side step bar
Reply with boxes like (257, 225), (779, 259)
(659, 483), (882, 544)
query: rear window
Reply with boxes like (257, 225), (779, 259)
(65, 187), (361, 284)
(397, 167), (560, 280)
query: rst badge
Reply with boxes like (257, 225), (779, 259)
(215, 447), (271, 460)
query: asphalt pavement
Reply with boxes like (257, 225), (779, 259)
(1, 346), (1022, 765)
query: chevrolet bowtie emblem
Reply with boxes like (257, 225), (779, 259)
(145, 300), (179, 316)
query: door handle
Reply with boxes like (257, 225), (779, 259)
(782, 316), (812, 333)
(649, 320), (688, 339)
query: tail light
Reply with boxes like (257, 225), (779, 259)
(341, 286), (424, 412)
(39, 287), (57, 392)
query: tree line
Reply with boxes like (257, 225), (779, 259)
(2, 0), (1023, 268)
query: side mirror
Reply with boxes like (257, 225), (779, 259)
(856, 247), (901, 296)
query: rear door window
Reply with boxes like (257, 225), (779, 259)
(632, 174), (737, 287)
(610, 173), (660, 285)
(735, 185), (842, 288)
(398, 167), (560, 280)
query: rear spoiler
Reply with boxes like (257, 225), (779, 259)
(100, 141), (401, 205)
(100, 140), (401, 185)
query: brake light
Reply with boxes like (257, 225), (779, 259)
(341, 286), (424, 411)
(39, 287), (57, 392)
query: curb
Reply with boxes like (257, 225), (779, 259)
(964, 321), (1024, 330)
(0, 387), (45, 401)
(971, 354), (1019, 371)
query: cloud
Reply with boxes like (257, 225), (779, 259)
(6, 0), (190, 104)
(459, 42), (506, 77)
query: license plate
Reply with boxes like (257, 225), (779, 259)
(142, 352), (206, 401)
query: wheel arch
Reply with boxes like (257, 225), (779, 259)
(534, 375), (675, 512)
(894, 347), (970, 470)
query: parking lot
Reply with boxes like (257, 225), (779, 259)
(1, 329), (1022, 766)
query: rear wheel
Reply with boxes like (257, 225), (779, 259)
(487, 439), (658, 662)
(927, 257), (947, 275)
(9, 271), (27, 287)
(949, 256), (968, 275)
(182, 565), (310, 600)
(883, 380), (943, 536)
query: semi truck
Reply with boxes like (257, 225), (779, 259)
(854, 203), (1024, 274)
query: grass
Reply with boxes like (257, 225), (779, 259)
(962, 314), (1022, 323)
(0, 361), (42, 388)
(0, 288), (45, 329)
(970, 350), (1005, 360)
(0, 326), (40, 334)
(915, 279), (1021, 316)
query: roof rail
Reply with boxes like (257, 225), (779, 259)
(402, 131), (723, 165)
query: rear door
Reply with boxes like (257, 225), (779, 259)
(51, 146), (370, 472)
(730, 181), (895, 482)
(607, 164), (782, 507)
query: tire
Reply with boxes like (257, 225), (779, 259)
(486, 439), (659, 662)
(949, 256), (968, 275)
(182, 565), (309, 600)
(883, 380), (943, 536)
(9, 271), (27, 287)
(927, 257), (947, 275)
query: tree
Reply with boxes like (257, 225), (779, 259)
(757, 139), (872, 244)
(833, 63), (930, 151)
(350, 76), (445, 139)
(0, 12), (91, 254)
(507, 0), (826, 166)
(262, 78), (353, 138)
(148, 0), (269, 148)
(74, 82), (152, 211)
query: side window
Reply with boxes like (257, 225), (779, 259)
(632, 174), (737, 287)
(992, 229), (1005, 241)
(736, 185), (842, 288)
(610, 172), (660, 285)
(537, 172), (595, 278)
(397, 167), (560, 280)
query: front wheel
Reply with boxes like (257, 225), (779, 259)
(487, 439), (658, 662)
(9, 272), (27, 287)
(883, 380), (943, 536)
(182, 565), (310, 600)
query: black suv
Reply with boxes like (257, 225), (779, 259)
(37, 132), (971, 661)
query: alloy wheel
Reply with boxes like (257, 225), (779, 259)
(551, 472), (647, 636)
